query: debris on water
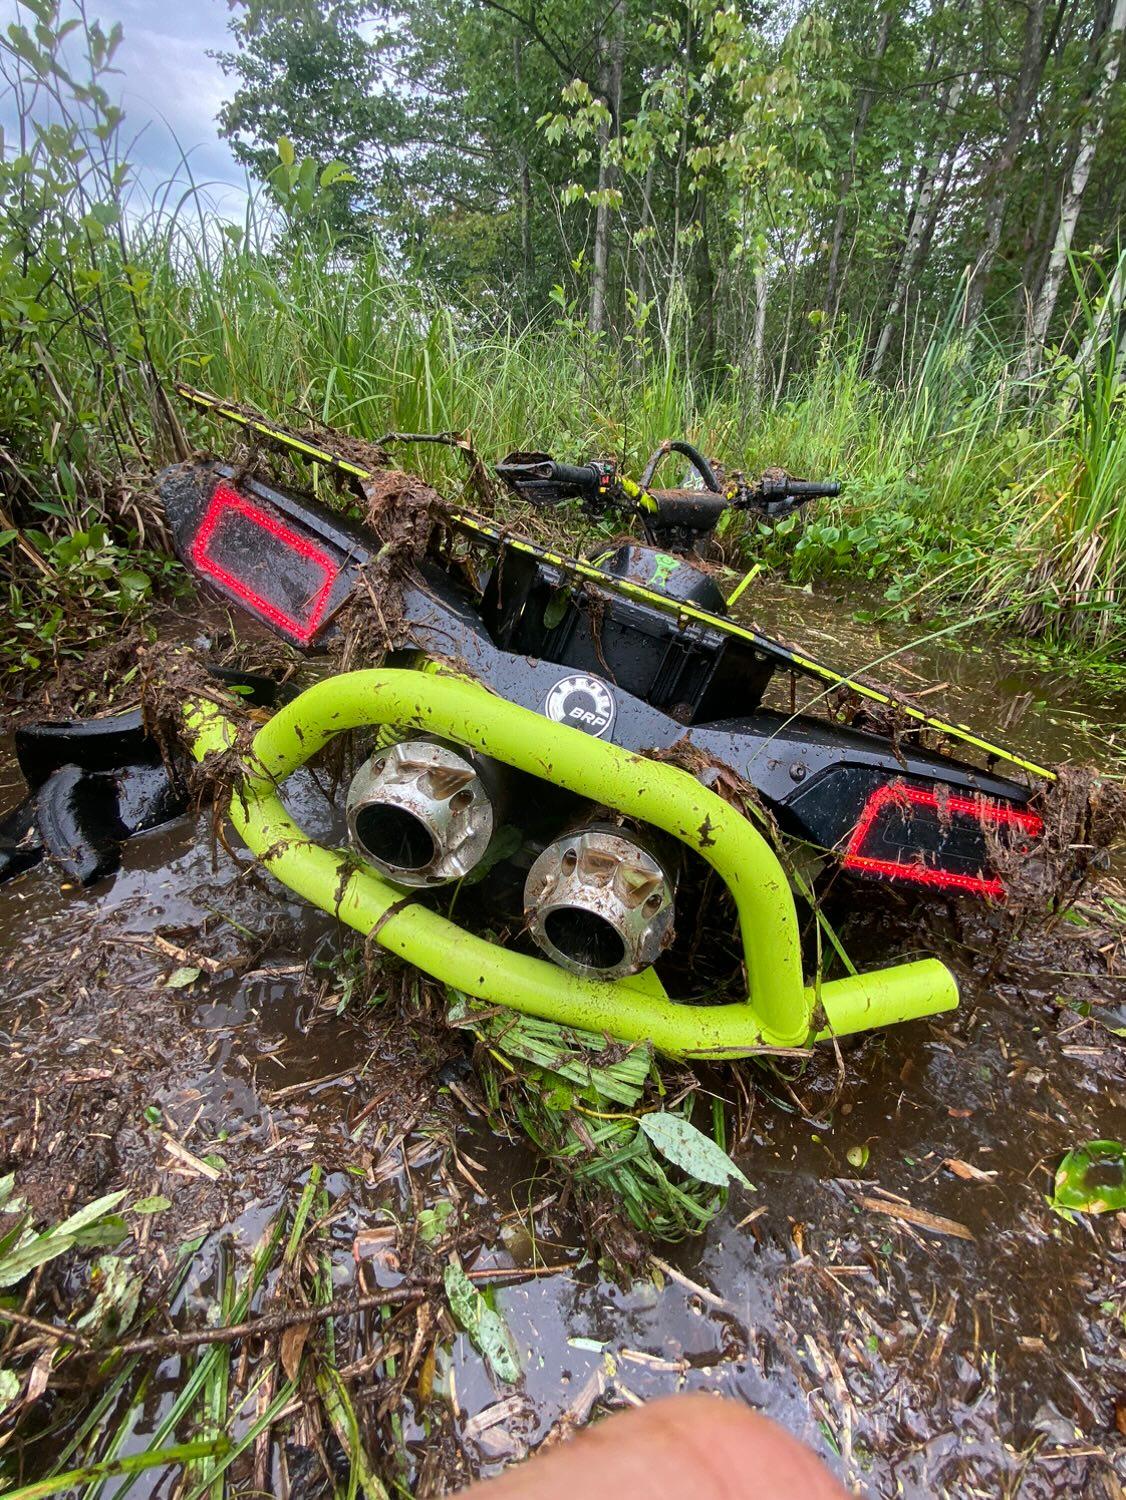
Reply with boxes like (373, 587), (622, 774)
(443, 1256), (521, 1384)
(997, 764), (1126, 914)
(450, 997), (731, 1260)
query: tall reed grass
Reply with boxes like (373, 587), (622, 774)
(5, 190), (1126, 665)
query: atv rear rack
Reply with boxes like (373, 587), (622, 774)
(187, 668), (957, 1058)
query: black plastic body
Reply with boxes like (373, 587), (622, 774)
(0, 460), (1041, 893)
(481, 544), (770, 724)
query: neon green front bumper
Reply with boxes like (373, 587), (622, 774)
(187, 669), (957, 1059)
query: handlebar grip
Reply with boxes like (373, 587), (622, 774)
(782, 480), (840, 498)
(495, 458), (601, 487)
(543, 461), (602, 487)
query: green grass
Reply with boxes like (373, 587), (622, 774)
(7, 208), (1125, 671)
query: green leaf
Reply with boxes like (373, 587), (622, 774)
(846, 1144), (870, 1170)
(71, 1214), (128, 1249)
(319, 159), (354, 187)
(51, 1190), (128, 1241)
(276, 135), (295, 166)
(75, 1254), (143, 1334)
(1050, 1140), (1126, 1217)
(567, 1336), (604, 1353)
(0, 1190), (125, 1286)
(417, 1200), (454, 1244)
(639, 1111), (751, 1189)
(131, 1195), (171, 1215)
(443, 1260), (520, 1384)
(0, 1368), (19, 1417)
(164, 966), (201, 989)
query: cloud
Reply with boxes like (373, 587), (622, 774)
(1, 0), (253, 218)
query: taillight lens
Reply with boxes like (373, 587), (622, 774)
(189, 483), (341, 645)
(842, 781), (1043, 897)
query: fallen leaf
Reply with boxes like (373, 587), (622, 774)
(944, 1158), (998, 1182)
(856, 1194), (975, 1241)
(280, 1321), (310, 1382)
(164, 966), (201, 989)
(639, 1111), (751, 1189)
(160, 1135), (221, 1181)
(25, 1352), (52, 1404)
(1050, 1140), (1126, 1217)
(444, 1259), (520, 1384)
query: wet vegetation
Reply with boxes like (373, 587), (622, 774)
(1, 0), (1125, 1496)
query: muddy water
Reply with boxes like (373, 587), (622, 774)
(736, 579), (1126, 782)
(1, 595), (1124, 1497)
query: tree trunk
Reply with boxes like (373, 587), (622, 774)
(589, 1), (624, 338)
(963, 0), (1050, 327)
(871, 76), (965, 376)
(1022, 0), (1126, 372)
(774, 252), (800, 399)
(824, 5), (894, 318)
(513, 38), (533, 281)
(751, 263), (769, 401)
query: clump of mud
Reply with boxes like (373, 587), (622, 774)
(994, 765), (1126, 917)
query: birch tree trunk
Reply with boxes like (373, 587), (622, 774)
(513, 38), (533, 281)
(871, 76), (965, 375)
(751, 262), (769, 401)
(1022, 0), (1126, 373)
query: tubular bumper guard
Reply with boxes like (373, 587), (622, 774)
(187, 669), (957, 1058)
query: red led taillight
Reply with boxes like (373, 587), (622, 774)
(189, 483), (339, 645)
(842, 782), (1043, 897)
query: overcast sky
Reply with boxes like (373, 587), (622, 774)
(1, 0), (252, 217)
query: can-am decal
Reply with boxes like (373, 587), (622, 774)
(544, 674), (616, 737)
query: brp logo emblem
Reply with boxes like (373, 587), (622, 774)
(544, 674), (616, 738)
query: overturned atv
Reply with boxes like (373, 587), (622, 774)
(1, 386), (1086, 1060)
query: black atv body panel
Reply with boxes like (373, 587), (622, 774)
(0, 461), (1042, 893)
(3, 712), (185, 886)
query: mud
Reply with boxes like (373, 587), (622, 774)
(1, 590), (1124, 1497)
(735, 579), (1126, 785)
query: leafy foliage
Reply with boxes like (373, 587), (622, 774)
(1050, 1139), (1126, 1219)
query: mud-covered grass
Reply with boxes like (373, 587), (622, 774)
(1, 587), (1125, 1496)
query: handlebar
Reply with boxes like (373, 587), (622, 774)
(640, 440), (721, 494)
(496, 458), (602, 487)
(494, 447), (840, 535)
(757, 475), (840, 501)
